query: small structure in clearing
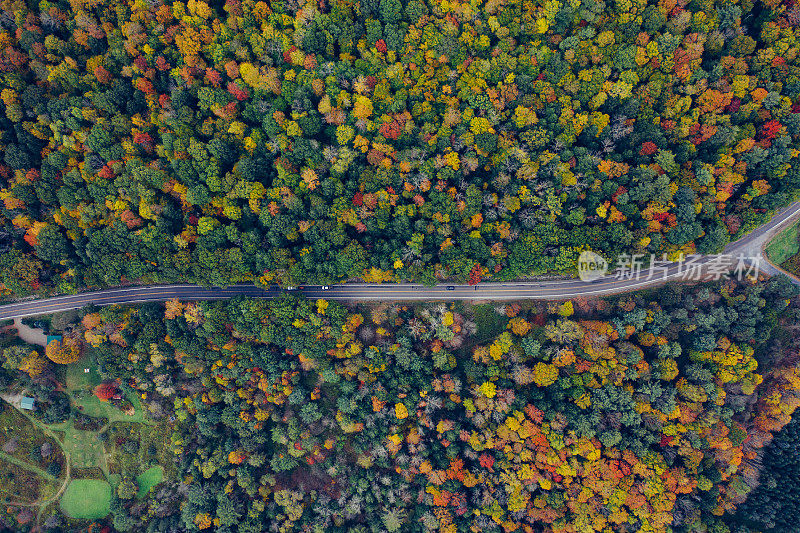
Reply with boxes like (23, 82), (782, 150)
(19, 396), (35, 410)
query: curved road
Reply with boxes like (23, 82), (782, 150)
(1, 201), (800, 320)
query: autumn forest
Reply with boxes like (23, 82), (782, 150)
(1, 0), (800, 290)
(2, 0), (800, 530)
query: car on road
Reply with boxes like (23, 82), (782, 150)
(286, 286), (296, 290)
(321, 286), (329, 290)
(446, 286), (455, 290)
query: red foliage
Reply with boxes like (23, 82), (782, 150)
(94, 382), (119, 401)
(639, 141), (657, 156)
(366, 75), (378, 89)
(133, 132), (152, 145)
(352, 192), (363, 206)
(283, 45), (296, 63)
(134, 132), (154, 153)
(659, 434), (674, 447)
(524, 404), (545, 423)
(367, 148), (384, 166)
(762, 120), (782, 140)
(156, 56), (171, 71)
(531, 312), (546, 326)
(93, 65), (112, 84)
(205, 68), (222, 87)
(135, 77), (154, 94)
(134, 55), (147, 70)
(97, 165), (115, 179)
(726, 98), (742, 113)
(375, 39), (387, 53)
(227, 81), (249, 101)
(467, 264), (482, 285)
(479, 453), (495, 472)
(379, 120), (402, 140)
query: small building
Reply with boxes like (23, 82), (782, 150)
(46, 334), (62, 346)
(19, 397), (35, 410)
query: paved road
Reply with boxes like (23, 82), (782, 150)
(1, 201), (800, 320)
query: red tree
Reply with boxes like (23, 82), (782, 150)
(468, 264), (482, 285)
(94, 382), (119, 401)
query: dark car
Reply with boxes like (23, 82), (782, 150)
(446, 286), (455, 290)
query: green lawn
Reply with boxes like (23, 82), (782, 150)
(766, 220), (800, 265)
(64, 357), (102, 392)
(59, 479), (112, 519)
(136, 465), (164, 498)
(75, 392), (149, 424)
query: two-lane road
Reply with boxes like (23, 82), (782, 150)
(1, 201), (800, 319)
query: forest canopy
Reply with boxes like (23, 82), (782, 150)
(0, 0), (799, 291)
(39, 276), (798, 531)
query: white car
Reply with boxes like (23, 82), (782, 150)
(321, 286), (329, 290)
(286, 286), (296, 290)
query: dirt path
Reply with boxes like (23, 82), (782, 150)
(12, 318), (47, 347)
(14, 410), (73, 527)
(35, 458), (70, 526)
(0, 449), (55, 481)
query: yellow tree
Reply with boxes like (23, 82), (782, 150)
(45, 338), (81, 364)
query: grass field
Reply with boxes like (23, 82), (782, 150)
(766, 220), (800, 265)
(60, 427), (104, 470)
(136, 465), (164, 498)
(59, 479), (112, 519)
(64, 357), (102, 392)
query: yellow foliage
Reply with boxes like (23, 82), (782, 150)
(362, 267), (394, 283)
(395, 403), (409, 419)
(354, 95), (374, 120)
(443, 312), (454, 327)
(478, 381), (497, 398)
(533, 362), (559, 387)
(45, 338), (80, 364)
(508, 317), (531, 336)
(470, 117), (492, 134)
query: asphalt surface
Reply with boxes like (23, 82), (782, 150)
(2, 201), (800, 319)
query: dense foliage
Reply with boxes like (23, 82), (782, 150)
(726, 400), (800, 532)
(59, 276), (800, 531)
(1, 0), (800, 290)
